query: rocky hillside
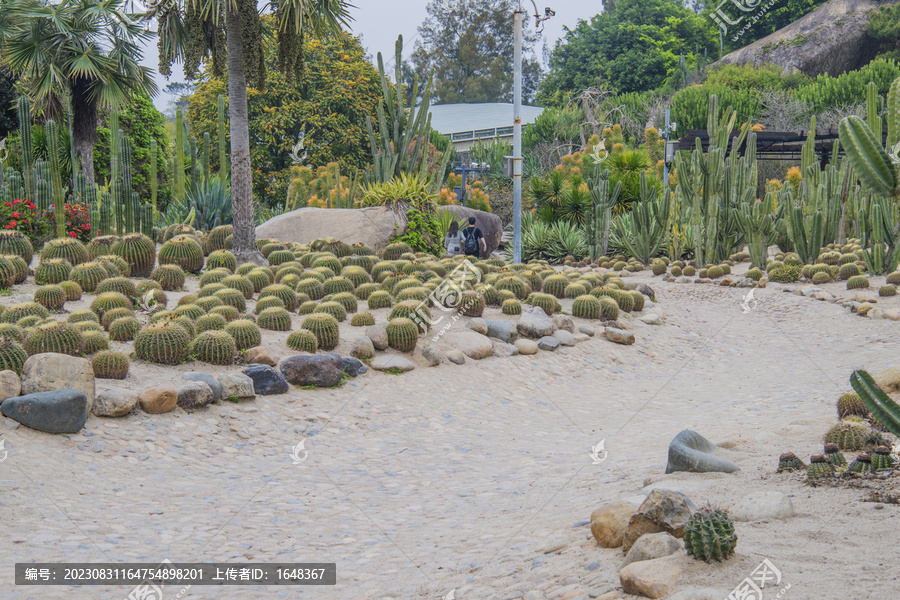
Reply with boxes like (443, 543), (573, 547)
(715, 0), (900, 77)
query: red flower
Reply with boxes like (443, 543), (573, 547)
(4, 202), (10, 208)
(68, 231), (77, 238)
(12, 212), (19, 219)
(22, 219), (27, 224)
(9, 220), (16, 227)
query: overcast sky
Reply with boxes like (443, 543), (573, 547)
(145, 0), (603, 111)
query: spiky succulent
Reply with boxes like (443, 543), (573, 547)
(90, 292), (134, 319)
(58, 280), (83, 302)
(258, 307), (293, 331)
(1, 302), (49, 324)
(68, 309), (100, 326)
(824, 420), (880, 451)
(599, 297), (619, 320)
(210, 305), (240, 322)
(97, 277), (138, 299)
(301, 313), (339, 350)
(259, 284), (299, 311)
(572, 295), (602, 319)
(190, 330), (237, 365)
(494, 276), (531, 300)
(198, 283), (225, 298)
(109, 317), (141, 342)
(24, 321), (84, 356)
(101, 307), (136, 330)
(880, 285), (897, 297)
(330, 291), (358, 314)
(35, 258), (73, 285)
(69, 261), (108, 292)
(0, 230), (34, 263)
(255, 296), (286, 314)
(615, 290), (635, 312)
(225, 319), (262, 351)
(158, 235), (204, 273)
(82, 330), (109, 354)
(839, 263), (860, 280)
(386, 317), (418, 352)
(776, 452), (806, 472)
(460, 290), (485, 317)
(383, 242), (411, 260)
(501, 298), (522, 315)
(683, 508), (737, 562)
(298, 300), (318, 314)
(313, 301), (347, 322)
(200, 268), (231, 287)
(296, 278), (326, 301)
(34, 285), (66, 310)
(367, 290), (393, 310)
(91, 350), (130, 379)
(529, 292), (560, 315)
(86, 235), (120, 260)
(847, 453), (873, 474)
(112, 234), (156, 278)
(96, 254), (130, 277)
(389, 300), (430, 326)
(152, 264), (186, 291)
(195, 313), (227, 334)
(221, 275), (254, 300)
(206, 250), (237, 272)
(135, 322), (192, 365)
(871, 446), (895, 470)
(354, 282), (380, 300)
(846, 275), (869, 290)
(41, 237), (88, 265)
(837, 392), (868, 419)
(350, 311), (375, 327)
(213, 288), (247, 312)
(0, 337), (28, 373)
(174, 304), (206, 321)
(286, 328), (319, 353)
(823, 443), (847, 467)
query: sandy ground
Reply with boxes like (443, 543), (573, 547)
(1, 260), (899, 600)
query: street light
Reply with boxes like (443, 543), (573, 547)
(512, 1), (553, 263)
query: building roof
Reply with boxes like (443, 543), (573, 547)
(426, 103), (545, 139)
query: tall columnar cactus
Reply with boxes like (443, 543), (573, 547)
(189, 136), (200, 189)
(733, 189), (777, 268)
(121, 136), (134, 233)
(109, 110), (120, 185)
(149, 138), (158, 214)
(113, 178), (125, 236)
(585, 165), (622, 260)
(99, 192), (111, 236)
(851, 370), (900, 438)
(175, 106), (186, 200)
(217, 94), (228, 175)
(46, 120), (66, 238)
(203, 132), (211, 182)
(142, 204), (154, 237)
(17, 96), (34, 201)
(36, 179), (51, 213)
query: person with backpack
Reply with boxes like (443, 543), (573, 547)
(462, 216), (486, 258)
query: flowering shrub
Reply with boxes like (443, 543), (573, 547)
(52, 202), (92, 242)
(0, 199), (92, 244)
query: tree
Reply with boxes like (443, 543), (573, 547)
(536, 0), (714, 105)
(0, 0), (157, 184)
(155, 0), (351, 265)
(164, 81), (195, 118)
(411, 0), (542, 104)
(186, 28), (382, 206)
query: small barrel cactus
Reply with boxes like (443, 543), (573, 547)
(222, 275), (255, 300)
(871, 446), (895, 470)
(101, 307), (136, 330)
(823, 443), (847, 467)
(111, 234), (156, 278)
(824, 420), (878, 451)
(206, 249), (237, 272)
(301, 313), (339, 350)
(839, 263), (860, 280)
(501, 298), (522, 315)
(494, 276), (531, 300)
(41, 237), (88, 265)
(542, 274), (569, 298)
(225, 319), (262, 351)
(260, 284), (299, 311)
(68, 309), (100, 325)
(135, 322), (192, 365)
(367, 290), (393, 309)
(2, 302), (49, 324)
(599, 297), (619, 320)
(211, 305), (241, 323)
(255, 296), (286, 314)
(807, 454), (836, 479)
(59, 280), (83, 302)
(86, 235), (120, 260)
(683, 508), (737, 562)
(96, 254), (130, 277)
(201, 268), (232, 287)
(70, 261), (109, 292)
(386, 317), (418, 352)
(331, 291), (359, 314)
(880, 285), (897, 297)
(776, 451), (806, 472)
(811, 271), (831, 285)
(296, 278), (326, 301)
(213, 288), (247, 312)
(460, 290), (485, 317)
(109, 317), (141, 342)
(158, 235), (204, 273)
(0, 230), (34, 263)
(24, 321), (84, 356)
(0, 337), (28, 374)
(287, 328), (318, 353)
(846, 275), (869, 290)
(92, 350), (130, 379)
(299, 300), (318, 315)
(572, 295), (602, 319)
(196, 314), (227, 334)
(82, 330), (109, 354)
(529, 292), (560, 316)
(35, 258), (73, 285)
(847, 452), (873, 474)
(174, 304), (206, 321)
(837, 392), (868, 419)
(313, 301), (347, 322)
(191, 330), (237, 365)
(152, 264), (186, 291)
(258, 307), (293, 331)
(350, 311), (375, 327)
(34, 285), (66, 310)
(97, 277), (138, 298)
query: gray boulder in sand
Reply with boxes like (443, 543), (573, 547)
(516, 306), (554, 339)
(665, 429), (740, 474)
(256, 206), (405, 250)
(484, 319), (517, 343)
(1, 390), (88, 433)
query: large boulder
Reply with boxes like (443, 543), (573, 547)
(665, 429), (740, 474)
(714, 0), (896, 78)
(256, 206), (406, 251)
(516, 306), (554, 339)
(21, 354), (95, 412)
(623, 490), (697, 553)
(436, 205), (503, 256)
(442, 330), (493, 359)
(1, 390), (88, 433)
(280, 354), (344, 387)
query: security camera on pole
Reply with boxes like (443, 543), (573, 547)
(509, 1), (553, 263)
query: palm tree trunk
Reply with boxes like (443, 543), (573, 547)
(226, 6), (265, 266)
(71, 80), (97, 184)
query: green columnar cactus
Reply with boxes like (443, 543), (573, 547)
(301, 313), (339, 350)
(585, 166), (622, 260)
(135, 321), (191, 365)
(807, 454), (836, 479)
(91, 350), (130, 379)
(43, 120), (66, 238)
(175, 106), (186, 200)
(287, 328), (318, 353)
(149, 137), (158, 216)
(386, 317), (418, 352)
(24, 321), (84, 356)
(0, 337), (27, 374)
(823, 443), (847, 467)
(17, 97), (35, 202)
(191, 330), (237, 365)
(109, 317), (140, 342)
(851, 370), (900, 439)
(99, 193), (111, 236)
(34, 285), (66, 310)
(120, 136), (134, 233)
(112, 234), (156, 278)
(159, 236), (204, 273)
(217, 94), (228, 175)
(203, 132), (211, 181)
(683, 508), (737, 562)
(113, 177), (125, 236)
(776, 451), (806, 472)
(224, 319), (262, 350)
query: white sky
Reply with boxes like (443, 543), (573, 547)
(143, 0), (604, 110)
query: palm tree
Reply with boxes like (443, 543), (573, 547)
(154, 0), (352, 265)
(0, 0), (156, 184)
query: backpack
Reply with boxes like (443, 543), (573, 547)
(463, 227), (478, 255)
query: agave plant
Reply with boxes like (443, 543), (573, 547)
(160, 175), (231, 231)
(512, 212), (587, 263)
(359, 173), (437, 213)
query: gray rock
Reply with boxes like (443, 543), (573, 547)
(537, 336), (560, 351)
(256, 205), (406, 251)
(1, 390), (87, 433)
(604, 328), (635, 345)
(241, 364), (289, 395)
(370, 355), (416, 372)
(177, 381), (215, 408)
(20, 354), (95, 412)
(676, 276), (693, 283)
(484, 319), (517, 343)
(731, 491), (795, 521)
(623, 490), (698, 553)
(280, 353), (344, 387)
(365, 325), (388, 350)
(444, 330), (493, 359)
(516, 306), (554, 339)
(92, 388), (139, 417)
(341, 356), (368, 377)
(446, 349), (466, 364)
(515, 339), (539, 355)
(183, 372), (222, 401)
(492, 342), (519, 357)
(0, 370), (21, 401)
(552, 314), (575, 333)
(665, 429), (740, 474)
(573, 333), (590, 343)
(577, 324), (595, 336)
(421, 345), (442, 366)
(553, 330), (576, 346)
(800, 285), (822, 297)
(635, 284), (654, 298)
(619, 555), (682, 600)
(621, 532), (682, 568)
(217, 373), (256, 400)
(643, 299), (655, 309)
(466, 317), (488, 335)
(351, 335), (375, 360)
(639, 313), (661, 325)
